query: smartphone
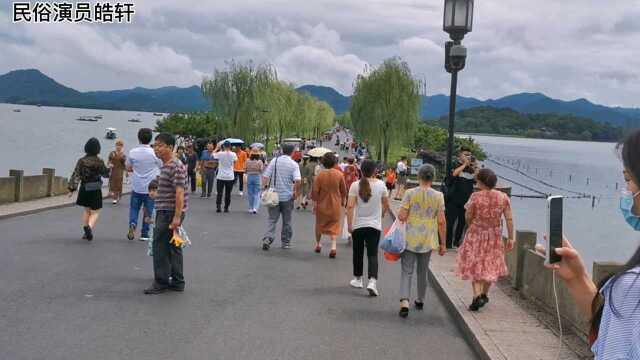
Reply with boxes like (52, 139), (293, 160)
(546, 196), (563, 264)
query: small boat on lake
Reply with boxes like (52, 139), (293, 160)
(13, 109), (21, 112)
(153, 113), (163, 116)
(77, 116), (98, 122)
(128, 118), (142, 123)
(94, 115), (103, 119)
(105, 128), (117, 140)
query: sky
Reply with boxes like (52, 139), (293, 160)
(1, 0), (639, 107)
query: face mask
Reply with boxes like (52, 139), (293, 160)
(620, 190), (640, 230)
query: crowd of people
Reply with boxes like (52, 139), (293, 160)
(66, 126), (640, 358)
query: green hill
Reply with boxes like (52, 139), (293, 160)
(429, 107), (624, 142)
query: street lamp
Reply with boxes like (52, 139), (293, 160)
(443, 0), (473, 177)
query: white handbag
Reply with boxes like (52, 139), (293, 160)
(261, 157), (280, 207)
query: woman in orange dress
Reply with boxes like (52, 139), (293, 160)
(312, 153), (347, 258)
(456, 168), (515, 311)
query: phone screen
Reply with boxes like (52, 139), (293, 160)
(547, 196), (563, 264)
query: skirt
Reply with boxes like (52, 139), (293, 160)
(76, 184), (103, 210)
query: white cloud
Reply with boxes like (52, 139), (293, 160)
(275, 46), (367, 94)
(226, 28), (266, 53)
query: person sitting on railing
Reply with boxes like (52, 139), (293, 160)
(538, 129), (640, 359)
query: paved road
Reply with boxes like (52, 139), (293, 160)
(1, 193), (477, 360)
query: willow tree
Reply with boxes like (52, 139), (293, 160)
(350, 58), (421, 163)
(201, 60), (277, 140)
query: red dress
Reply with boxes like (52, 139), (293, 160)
(456, 190), (511, 283)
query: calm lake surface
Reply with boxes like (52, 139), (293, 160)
(0, 104), (637, 270)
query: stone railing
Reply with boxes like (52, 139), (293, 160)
(0, 168), (69, 205)
(506, 230), (624, 338)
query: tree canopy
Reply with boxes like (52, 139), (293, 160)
(350, 58), (421, 163)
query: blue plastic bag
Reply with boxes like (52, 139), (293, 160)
(380, 219), (406, 254)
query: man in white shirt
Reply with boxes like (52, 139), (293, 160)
(214, 141), (237, 213)
(261, 143), (302, 250)
(126, 128), (162, 241)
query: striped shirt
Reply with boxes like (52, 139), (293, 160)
(592, 266), (640, 359)
(263, 155), (301, 202)
(155, 158), (189, 212)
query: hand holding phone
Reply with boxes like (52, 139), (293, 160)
(546, 196), (563, 265)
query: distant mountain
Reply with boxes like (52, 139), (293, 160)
(1, 69), (639, 126)
(296, 85), (351, 114)
(0, 69), (210, 113)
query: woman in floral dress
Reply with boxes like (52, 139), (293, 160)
(457, 168), (515, 311)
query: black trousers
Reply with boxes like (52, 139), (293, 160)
(216, 179), (234, 210)
(234, 171), (244, 192)
(187, 169), (196, 192)
(153, 211), (185, 289)
(446, 203), (466, 248)
(352, 227), (381, 279)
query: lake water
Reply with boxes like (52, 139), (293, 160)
(0, 104), (637, 270)
(0, 103), (161, 177)
(469, 134), (638, 272)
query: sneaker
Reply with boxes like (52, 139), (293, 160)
(216, 208), (222, 213)
(262, 237), (273, 251)
(143, 285), (168, 295)
(252, 209), (257, 214)
(366, 278), (379, 296)
(350, 277), (363, 289)
(127, 224), (135, 241)
(112, 199), (118, 205)
(282, 244), (292, 249)
(139, 236), (150, 242)
(239, 191), (243, 196)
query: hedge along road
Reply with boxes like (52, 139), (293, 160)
(0, 192), (477, 360)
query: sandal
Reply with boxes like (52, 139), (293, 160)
(314, 244), (322, 253)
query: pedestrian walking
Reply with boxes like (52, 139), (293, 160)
(108, 139), (127, 204)
(445, 146), (477, 249)
(347, 159), (390, 296)
(214, 141), (237, 213)
(397, 164), (447, 318)
(144, 133), (189, 295)
(261, 143), (302, 250)
(126, 128), (162, 241)
(456, 168), (514, 311)
(300, 156), (316, 210)
(186, 145), (198, 193)
(311, 153), (347, 258)
(199, 141), (217, 198)
(68, 137), (110, 241)
(393, 156), (408, 200)
(245, 149), (264, 214)
(234, 145), (248, 196)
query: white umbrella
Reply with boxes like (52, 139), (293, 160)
(307, 147), (333, 158)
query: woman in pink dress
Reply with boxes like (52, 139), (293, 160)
(457, 168), (515, 311)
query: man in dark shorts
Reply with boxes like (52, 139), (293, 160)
(144, 133), (189, 295)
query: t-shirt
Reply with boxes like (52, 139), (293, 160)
(234, 150), (248, 172)
(245, 159), (264, 175)
(200, 151), (218, 169)
(126, 145), (162, 194)
(349, 179), (388, 231)
(401, 187), (444, 253)
(449, 160), (475, 206)
(397, 161), (408, 175)
(263, 155), (302, 202)
(155, 158), (189, 212)
(214, 151), (237, 181)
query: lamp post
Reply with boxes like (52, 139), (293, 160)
(443, 0), (474, 176)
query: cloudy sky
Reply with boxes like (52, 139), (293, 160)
(1, 1), (639, 107)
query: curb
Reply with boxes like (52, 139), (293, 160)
(388, 200), (499, 360)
